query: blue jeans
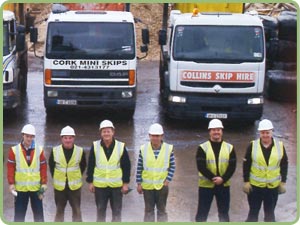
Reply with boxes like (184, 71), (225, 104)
(246, 186), (278, 222)
(195, 186), (230, 222)
(14, 191), (44, 222)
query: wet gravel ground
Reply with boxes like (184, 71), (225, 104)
(2, 54), (298, 223)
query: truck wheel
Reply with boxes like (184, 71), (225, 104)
(19, 73), (27, 93)
(122, 108), (135, 119)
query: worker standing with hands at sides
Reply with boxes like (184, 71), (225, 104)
(86, 120), (131, 222)
(195, 119), (236, 222)
(49, 126), (86, 222)
(136, 123), (175, 222)
(243, 119), (288, 222)
(7, 124), (47, 222)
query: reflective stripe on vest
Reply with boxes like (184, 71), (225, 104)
(53, 145), (83, 191)
(13, 144), (42, 192)
(141, 142), (173, 190)
(198, 141), (233, 188)
(93, 140), (124, 188)
(249, 138), (283, 188)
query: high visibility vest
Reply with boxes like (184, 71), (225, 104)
(198, 141), (233, 188)
(12, 144), (42, 192)
(249, 138), (283, 188)
(141, 142), (173, 190)
(53, 145), (83, 191)
(93, 140), (124, 188)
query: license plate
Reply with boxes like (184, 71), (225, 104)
(57, 99), (77, 105)
(205, 113), (228, 119)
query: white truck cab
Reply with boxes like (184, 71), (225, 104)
(38, 4), (149, 117)
(159, 9), (265, 121)
(3, 10), (27, 109)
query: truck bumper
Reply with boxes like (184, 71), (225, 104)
(3, 89), (20, 109)
(165, 92), (263, 121)
(44, 87), (136, 110)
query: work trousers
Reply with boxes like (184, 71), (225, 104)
(14, 191), (44, 222)
(54, 187), (82, 222)
(143, 185), (169, 222)
(195, 186), (230, 222)
(94, 187), (123, 222)
(246, 186), (278, 222)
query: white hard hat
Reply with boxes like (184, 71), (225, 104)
(258, 119), (274, 131)
(21, 124), (36, 135)
(60, 126), (75, 136)
(148, 123), (164, 135)
(99, 120), (114, 130)
(208, 119), (224, 129)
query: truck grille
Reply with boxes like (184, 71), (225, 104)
(180, 81), (255, 88)
(51, 70), (130, 86)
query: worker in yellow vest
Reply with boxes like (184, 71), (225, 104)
(86, 120), (131, 222)
(136, 123), (175, 222)
(7, 124), (47, 222)
(49, 126), (86, 222)
(195, 119), (236, 222)
(243, 119), (288, 222)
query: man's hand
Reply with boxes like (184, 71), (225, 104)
(137, 184), (143, 194)
(212, 176), (223, 185)
(243, 182), (252, 194)
(89, 183), (95, 193)
(41, 184), (47, 192)
(278, 182), (286, 194)
(164, 180), (170, 186)
(121, 183), (129, 194)
(9, 184), (15, 192)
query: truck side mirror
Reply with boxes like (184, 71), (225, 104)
(16, 25), (26, 52)
(158, 29), (167, 45)
(142, 28), (149, 45)
(30, 27), (38, 43)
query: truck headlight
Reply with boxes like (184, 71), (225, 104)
(248, 97), (263, 105)
(168, 95), (186, 103)
(121, 91), (133, 98)
(47, 91), (58, 97)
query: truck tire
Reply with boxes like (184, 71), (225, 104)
(265, 70), (296, 102)
(277, 12), (297, 42)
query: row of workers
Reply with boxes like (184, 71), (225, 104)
(6, 118), (288, 222)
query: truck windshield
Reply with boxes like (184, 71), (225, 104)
(173, 25), (264, 63)
(46, 22), (135, 59)
(3, 22), (10, 56)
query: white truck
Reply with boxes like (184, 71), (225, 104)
(3, 9), (28, 110)
(159, 8), (265, 122)
(31, 3), (149, 117)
